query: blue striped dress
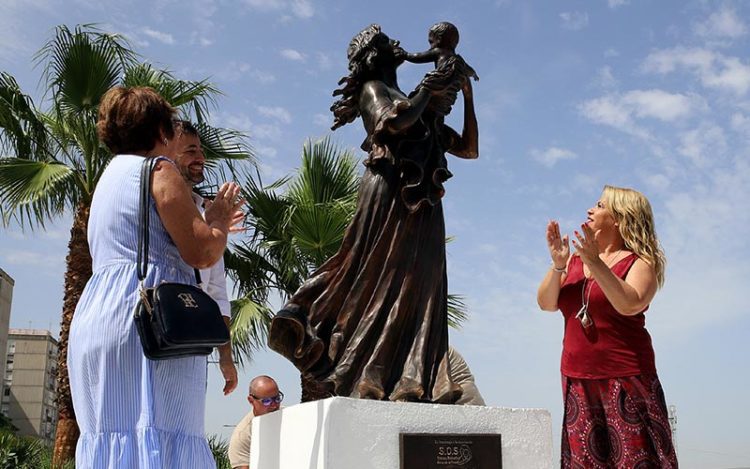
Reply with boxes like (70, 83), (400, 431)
(68, 155), (216, 468)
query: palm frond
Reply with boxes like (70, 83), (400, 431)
(35, 24), (133, 114)
(288, 202), (352, 267)
(122, 63), (220, 119)
(288, 136), (360, 205)
(0, 158), (76, 228)
(0, 73), (50, 161)
(196, 123), (254, 186)
(43, 109), (103, 195)
(207, 434), (231, 469)
(447, 294), (469, 330)
(224, 247), (277, 301)
(229, 296), (273, 369)
(198, 123), (253, 162)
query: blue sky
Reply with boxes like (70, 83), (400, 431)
(2, 0), (749, 467)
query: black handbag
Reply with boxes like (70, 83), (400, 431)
(133, 157), (230, 360)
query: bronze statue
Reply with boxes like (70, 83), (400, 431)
(268, 23), (479, 404)
(405, 21), (479, 119)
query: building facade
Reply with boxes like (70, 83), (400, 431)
(0, 268), (13, 397)
(3, 329), (58, 445)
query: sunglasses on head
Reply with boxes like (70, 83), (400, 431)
(250, 391), (284, 407)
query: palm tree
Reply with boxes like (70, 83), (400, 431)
(0, 24), (252, 464)
(225, 137), (468, 374)
(224, 136), (359, 367)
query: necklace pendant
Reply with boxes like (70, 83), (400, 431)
(576, 305), (592, 328)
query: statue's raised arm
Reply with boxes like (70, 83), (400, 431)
(446, 79), (478, 159)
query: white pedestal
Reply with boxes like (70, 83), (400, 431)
(250, 397), (553, 469)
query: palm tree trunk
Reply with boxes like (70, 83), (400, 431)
(52, 203), (91, 466)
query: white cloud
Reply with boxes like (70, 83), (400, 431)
(530, 147), (577, 168)
(642, 47), (714, 74)
(280, 48), (306, 62)
(141, 27), (175, 45)
(625, 89), (703, 121)
(316, 52), (333, 70)
(313, 113), (330, 127)
(250, 70), (276, 84)
(730, 112), (750, 136)
(653, 157), (750, 333)
(217, 62), (275, 84)
(290, 0), (314, 18)
(694, 6), (747, 40)
(642, 47), (750, 96)
(579, 89), (703, 134)
(170, 0), (218, 47)
(559, 11), (589, 31)
(242, 0), (313, 18)
(216, 113), (283, 142)
(604, 48), (620, 58)
(243, 0), (285, 10)
(254, 144), (279, 159)
(595, 66), (618, 89)
(677, 123), (727, 168)
(607, 0), (629, 8)
(0, 0), (51, 61)
(193, 35), (213, 47)
(580, 95), (633, 129)
(640, 173), (672, 192)
(256, 105), (292, 124)
(1, 249), (61, 267)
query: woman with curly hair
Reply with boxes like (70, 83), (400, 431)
(269, 24), (478, 403)
(537, 185), (678, 468)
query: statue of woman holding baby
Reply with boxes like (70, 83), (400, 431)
(269, 23), (479, 404)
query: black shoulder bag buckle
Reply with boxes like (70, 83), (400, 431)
(133, 157), (230, 360)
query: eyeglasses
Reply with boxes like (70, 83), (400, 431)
(250, 391), (284, 407)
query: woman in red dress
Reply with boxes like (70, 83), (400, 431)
(537, 185), (678, 468)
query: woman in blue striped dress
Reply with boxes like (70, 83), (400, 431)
(68, 86), (244, 468)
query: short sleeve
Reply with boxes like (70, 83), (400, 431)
(228, 411), (254, 467)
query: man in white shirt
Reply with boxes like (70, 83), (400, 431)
(172, 119), (237, 395)
(228, 375), (283, 469)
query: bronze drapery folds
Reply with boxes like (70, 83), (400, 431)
(268, 23), (479, 404)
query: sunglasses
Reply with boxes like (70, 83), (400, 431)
(250, 391), (284, 407)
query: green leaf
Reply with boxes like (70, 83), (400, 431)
(122, 63), (219, 119)
(0, 73), (50, 161)
(36, 24), (134, 114)
(447, 294), (469, 330)
(0, 158), (75, 228)
(229, 296), (273, 369)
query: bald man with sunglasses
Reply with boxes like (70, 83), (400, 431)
(228, 375), (283, 469)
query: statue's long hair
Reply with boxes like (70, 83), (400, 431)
(330, 24), (383, 130)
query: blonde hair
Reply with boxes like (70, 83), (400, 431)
(602, 185), (666, 288)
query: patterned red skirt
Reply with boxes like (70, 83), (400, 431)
(561, 375), (678, 468)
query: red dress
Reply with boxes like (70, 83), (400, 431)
(557, 254), (678, 468)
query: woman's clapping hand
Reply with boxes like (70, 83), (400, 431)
(572, 223), (602, 267)
(546, 220), (570, 269)
(205, 182), (245, 234)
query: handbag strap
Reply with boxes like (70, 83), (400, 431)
(137, 157), (202, 285)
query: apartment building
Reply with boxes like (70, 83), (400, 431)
(3, 329), (58, 445)
(0, 268), (13, 396)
